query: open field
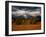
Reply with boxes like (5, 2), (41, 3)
(12, 19), (41, 31)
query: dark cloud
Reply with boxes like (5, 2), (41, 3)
(12, 6), (41, 19)
(12, 6), (41, 12)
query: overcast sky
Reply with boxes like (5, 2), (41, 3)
(12, 6), (41, 12)
(12, 6), (41, 18)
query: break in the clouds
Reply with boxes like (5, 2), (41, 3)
(12, 6), (41, 18)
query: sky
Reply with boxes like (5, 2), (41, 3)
(12, 6), (41, 18)
(12, 6), (41, 12)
